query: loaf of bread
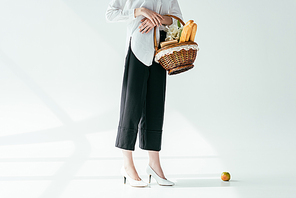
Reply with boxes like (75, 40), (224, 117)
(185, 20), (194, 26)
(186, 22), (195, 41)
(180, 20), (194, 43)
(190, 23), (197, 42)
(160, 40), (178, 48)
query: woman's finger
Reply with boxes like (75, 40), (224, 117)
(147, 24), (155, 33)
(139, 19), (148, 29)
(139, 25), (145, 32)
(145, 13), (157, 26)
(148, 17), (156, 26)
(140, 22), (149, 33)
(140, 24), (147, 33)
(155, 15), (163, 26)
(155, 14), (163, 25)
(145, 22), (155, 33)
(150, 13), (163, 26)
(143, 24), (150, 34)
(139, 8), (164, 33)
(151, 16), (159, 27)
(146, 27), (152, 33)
(153, 16), (161, 27)
(156, 13), (164, 20)
(140, 27), (145, 33)
(141, 8), (164, 26)
(139, 21), (145, 29)
(142, 18), (149, 25)
(139, 16), (158, 33)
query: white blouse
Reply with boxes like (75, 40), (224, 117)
(106, 0), (183, 66)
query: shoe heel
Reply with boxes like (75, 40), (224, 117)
(121, 167), (147, 187)
(146, 165), (175, 186)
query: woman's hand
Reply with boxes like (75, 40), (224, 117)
(139, 18), (156, 34)
(138, 15), (173, 34)
(135, 8), (164, 27)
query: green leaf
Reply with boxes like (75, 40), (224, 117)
(179, 29), (183, 40)
(177, 20), (181, 28)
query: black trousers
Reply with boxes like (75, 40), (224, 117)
(115, 31), (167, 151)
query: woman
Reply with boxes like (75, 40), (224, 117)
(106, 0), (183, 187)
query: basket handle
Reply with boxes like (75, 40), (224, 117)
(154, 15), (185, 52)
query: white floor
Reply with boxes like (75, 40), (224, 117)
(0, 121), (295, 198)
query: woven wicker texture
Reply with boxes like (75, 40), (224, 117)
(158, 48), (197, 75)
(154, 15), (198, 75)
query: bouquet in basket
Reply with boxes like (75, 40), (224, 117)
(160, 20), (198, 48)
(154, 16), (199, 75)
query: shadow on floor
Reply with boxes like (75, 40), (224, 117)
(171, 178), (240, 188)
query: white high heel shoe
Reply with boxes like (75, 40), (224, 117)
(121, 167), (148, 187)
(146, 165), (175, 186)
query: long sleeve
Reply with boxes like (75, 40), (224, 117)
(105, 0), (183, 66)
(168, 0), (183, 24)
(106, 0), (136, 22)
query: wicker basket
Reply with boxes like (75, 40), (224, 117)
(154, 15), (199, 75)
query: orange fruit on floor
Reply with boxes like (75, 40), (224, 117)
(221, 172), (231, 181)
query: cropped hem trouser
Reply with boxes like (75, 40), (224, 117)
(115, 31), (167, 152)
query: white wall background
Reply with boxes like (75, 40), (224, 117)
(0, 0), (296, 197)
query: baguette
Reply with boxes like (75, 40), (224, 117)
(186, 22), (194, 41)
(190, 23), (197, 42)
(185, 20), (194, 26)
(180, 20), (194, 43)
(179, 28), (187, 43)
